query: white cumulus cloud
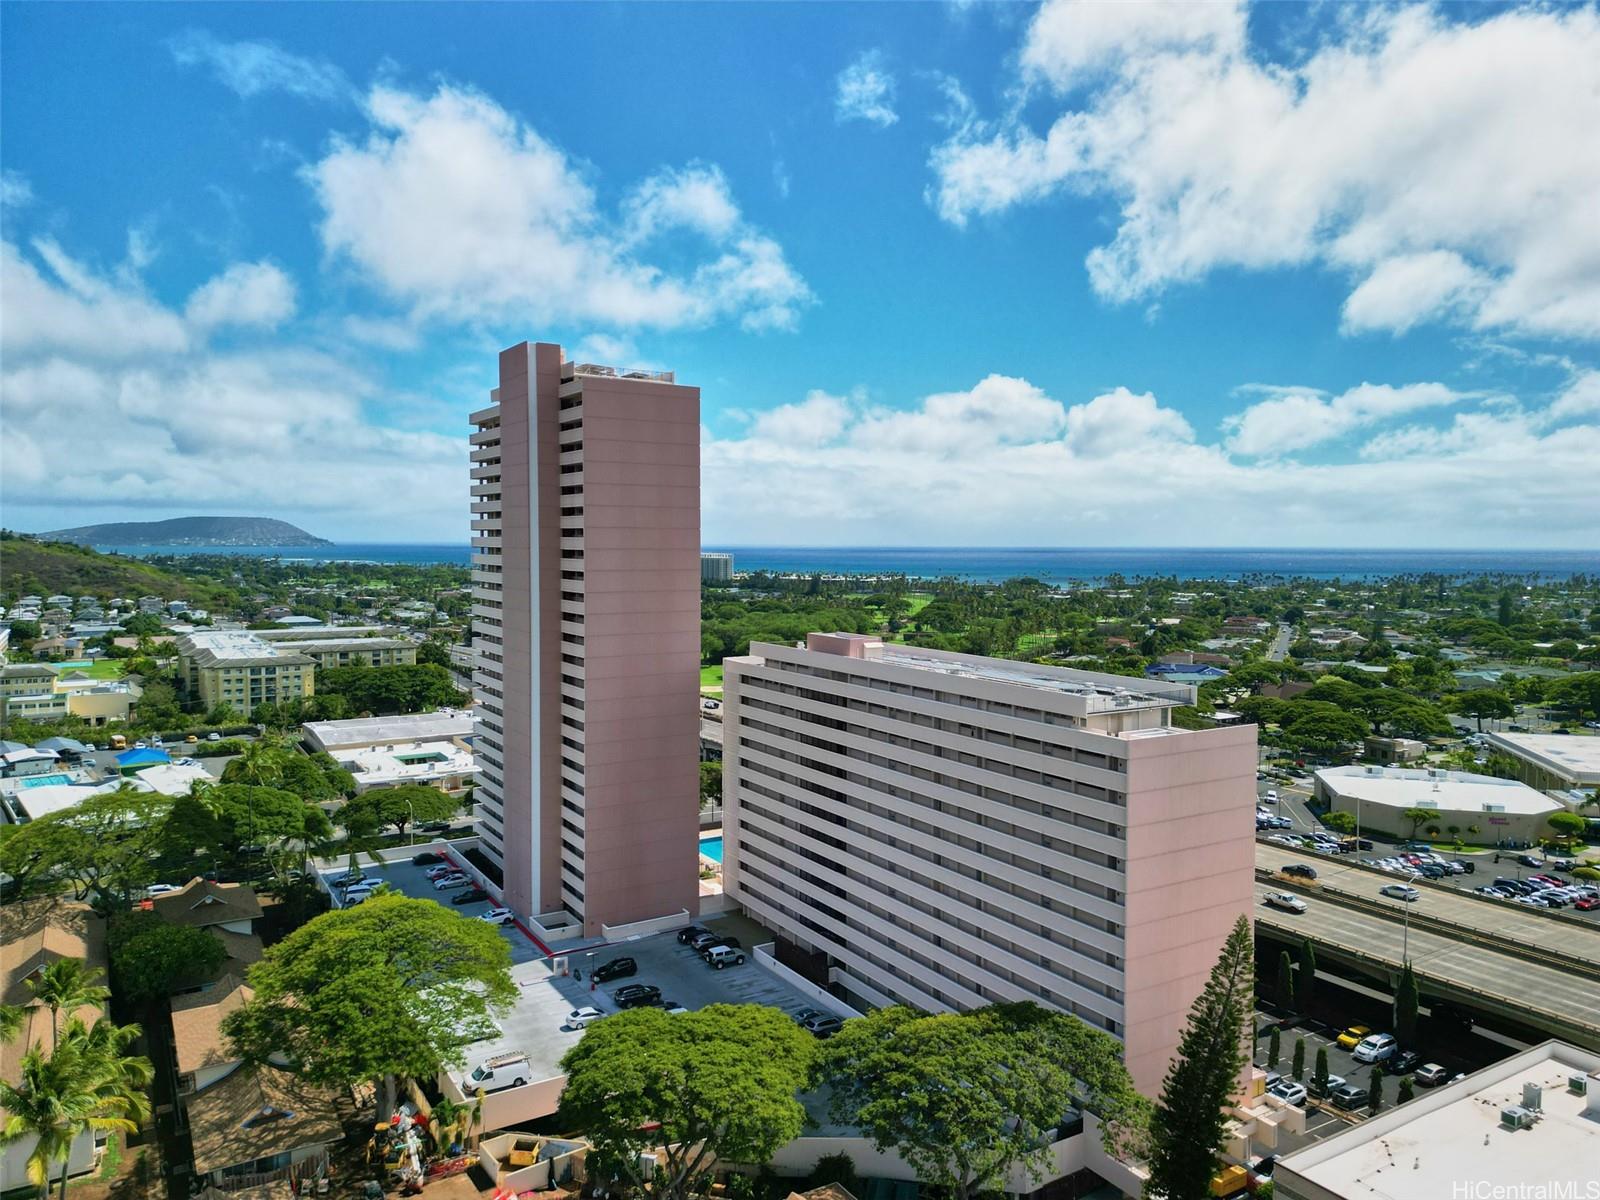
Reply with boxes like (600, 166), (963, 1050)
(185, 261), (297, 330)
(1224, 382), (1464, 458)
(931, 2), (1600, 340)
(305, 84), (813, 333)
(836, 50), (900, 128)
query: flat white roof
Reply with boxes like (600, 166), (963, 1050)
(180, 630), (291, 661)
(1483, 732), (1600, 785)
(1316, 765), (1560, 815)
(302, 709), (475, 751)
(1277, 1042), (1600, 1200)
(127, 763), (215, 797)
(874, 646), (1190, 711)
(337, 742), (479, 786)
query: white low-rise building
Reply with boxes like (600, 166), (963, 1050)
(1275, 1041), (1600, 1200)
(1481, 731), (1600, 793)
(331, 741), (479, 795)
(1313, 764), (1562, 844)
(301, 708), (475, 755)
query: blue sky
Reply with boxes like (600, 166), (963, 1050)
(3, 1), (1597, 547)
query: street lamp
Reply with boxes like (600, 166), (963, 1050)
(403, 794), (416, 847)
(1399, 868), (1420, 963)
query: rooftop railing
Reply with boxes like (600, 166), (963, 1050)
(570, 362), (675, 383)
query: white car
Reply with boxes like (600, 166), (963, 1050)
(1380, 884), (1421, 902)
(425, 864), (459, 880)
(1264, 892), (1308, 914)
(145, 883), (180, 898)
(1352, 1033), (1398, 1064)
(1270, 1080), (1308, 1106)
(479, 907), (515, 925)
(563, 1007), (605, 1030)
(1262, 790), (1279, 803)
(433, 873), (470, 891)
(1268, 834), (1302, 848)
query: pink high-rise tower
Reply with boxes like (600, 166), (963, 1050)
(470, 342), (700, 936)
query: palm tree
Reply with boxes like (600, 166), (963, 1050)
(223, 736), (289, 789)
(26, 962), (110, 1037)
(0, 1017), (152, 1200)
(0, 1004), (26, 1043)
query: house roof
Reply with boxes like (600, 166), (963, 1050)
(0, 900), (105, 1088)
(171, 977), (253, 1075)
(186, 1065), (343, 1175)
(149, 878), (263, 928)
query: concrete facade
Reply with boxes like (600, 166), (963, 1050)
(722, 633), (1257, 1095)
(471, 343), (700, 936)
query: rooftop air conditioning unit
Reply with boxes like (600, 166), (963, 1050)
(1568, 1074), (1587, 1094)
(1500, 1105), (1534, 1130)
(1522, 1083), (1542, 1111)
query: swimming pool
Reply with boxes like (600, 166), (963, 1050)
(19, 774), (74, 789)
(698, 835), (724, 864)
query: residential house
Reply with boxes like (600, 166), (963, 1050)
(0, 901), (113, 1193)
(170, 977), (345, 1193)
(148, 878), (265, 979)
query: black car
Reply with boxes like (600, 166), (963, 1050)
(412, 852), (446, 866)
(1390, 1049), (1422, 1075)
(1330, 1083), (1369, 1109)
(418, 820), (454, 834)
(1451, 859), (1476, 874)
(697, 936), (743, 957)
(593, 957), (638, 983)
(613, 984), (661, 1009)
(452, 887), (489, 905)
(676, 925), (710, 945)
(1283, 864), (1318, 880)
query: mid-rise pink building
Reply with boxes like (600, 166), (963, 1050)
(470, 342), (700, 936)
(722, 633), (1257, 1093)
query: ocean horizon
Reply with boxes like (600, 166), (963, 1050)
(85, 543), (1598, 583)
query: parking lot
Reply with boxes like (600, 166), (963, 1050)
(318, 854), (830, 1095)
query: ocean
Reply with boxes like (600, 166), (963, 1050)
(91, 544), (1598, 583)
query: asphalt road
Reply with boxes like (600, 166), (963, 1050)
(1252, 880), (1600, 1046)
(1267, 622), (1294, 662)
(1256, 841), (1600, 949)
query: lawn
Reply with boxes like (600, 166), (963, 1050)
(700, 664), (724, 691)
(904, 593), (934, 616)
(66, 659), (127, 679)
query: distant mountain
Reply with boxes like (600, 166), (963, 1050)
(41, 516), (333, 548)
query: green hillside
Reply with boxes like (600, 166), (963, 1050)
(0, 532), (204, 602)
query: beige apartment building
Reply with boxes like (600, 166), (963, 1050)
(175, 631), (314, 711)
(723, 632), (1257, 1094)
(471, 342), (700, 936)
(256, 634), (416, 671)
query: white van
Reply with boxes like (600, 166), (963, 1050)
(467, 1052), (530, 1092)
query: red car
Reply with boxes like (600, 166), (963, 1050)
(1575, 896), (1600, 912)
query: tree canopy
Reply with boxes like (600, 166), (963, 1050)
(0, 787), (172, 913)
(315, 663), (466, 715)
(335, 785), (459, 839)
(819, 1003), (1146, 1200)
(166, 782), (333, 861)
(559, 1004), (816, 1200)
(1144, 917), (1254, 1200)
(224, 893), (514, 1104)
(107, 911), (228, 1003)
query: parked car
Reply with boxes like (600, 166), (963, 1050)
(1263, 790), (1279, 803)
(613, 984), (661, 1009)
(593, 957), (638, 983)
(800, 1013), (843, 1038)
(697, 936), (744, 955)
(1308, 1073), (1346, 1100)
(412, 851), (446, 866)
(1330, 1082), (1370, 1109)
(432, 873), (470, 891)
(1283, 864), (1318, 880)
(704, 945), (747, 970)
(689, 932), (726, 952)
(468, 1052), (529, 1091)
(1380, 884), (1421, 902)
(793, 1008), (828, 1025)
(206, 732), (222, 742)
(145, 883), (180, 897)
(1335, 1025), (1372, 1050)
(677, 925), (710, 945)
(1414, 1063), (1451, 1088)
(335, 869), (372, 886)
(1390, 1049), (1422, 1075)
(1269, 1080), (1307, 1106)
(479, 907), (515, 925)
(563, 1007), (605, 1030)
(1352, 1033), (1398, 1064)
(1576, 896), (1600, 912)
(1264, 892), (1308, 913)
(656, 999), (689, 1015)
(451, 887), (490, 905)
(425, 864), (459, 880)
(418, 820), (453, 834)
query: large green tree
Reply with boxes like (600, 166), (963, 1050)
(1145, 917), (1254, 1200)
(1393, 962), (1419, 1046)
(221, 741), (355, 805)
(820, 1003), (1145, 1200)
(0, 789), (172, 913)
(1449, 691), (1514, 732)
(107, 912), (229, 1003)
(559, 1005), (815, 1200)
(223, 893), (514, 1115)
(335, 785), (459, 840)
(166, 782), (333, 861)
